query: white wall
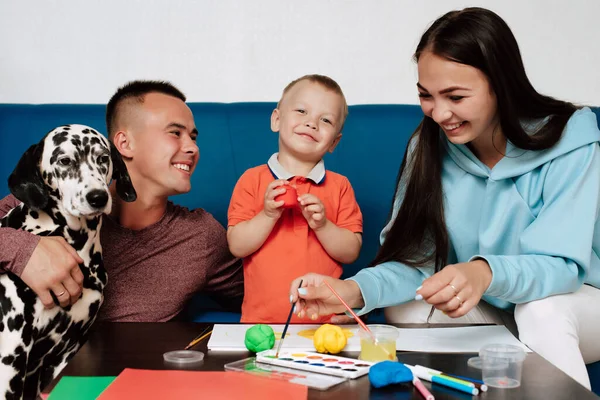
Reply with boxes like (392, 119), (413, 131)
(1, 0), (599, 105)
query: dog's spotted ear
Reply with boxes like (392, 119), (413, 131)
(8, 143), (49, 210)
(110, 141), (137, 202)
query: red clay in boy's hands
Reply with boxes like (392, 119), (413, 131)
(275, 186), (298, 208)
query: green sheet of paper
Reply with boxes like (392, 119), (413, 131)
(48, 376), (116, 400)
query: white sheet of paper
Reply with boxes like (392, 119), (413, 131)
(207, 324), (531, 353)
(395, 325), (531, 353)
(208, 324), (333, 351)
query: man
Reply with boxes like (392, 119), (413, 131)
(0, 80), (244, 321)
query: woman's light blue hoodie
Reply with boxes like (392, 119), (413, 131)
(349, 108), (600, 313)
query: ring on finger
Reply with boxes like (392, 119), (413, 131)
(448, 284), (458, 296)
(57, 291), (66, 297)
(454, 295), (463, 307)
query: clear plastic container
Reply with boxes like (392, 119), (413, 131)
(163, 350), (205, 366)
(479, 344), (526, 388)
(358, 324), (398, 362)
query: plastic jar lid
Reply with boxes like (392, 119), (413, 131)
(163, 350), (205, 365)
(467, 356), (484, 369)
(468, 343), (526, 369)
(480, 344), (526, 362)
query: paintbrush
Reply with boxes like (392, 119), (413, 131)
(322, 281), (376, 341)
(275, 279), (303, 358)
(323, 281), (394, 359)
(323, 281), (398, 357)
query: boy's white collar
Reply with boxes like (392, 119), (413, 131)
(267, 153), (326, 184)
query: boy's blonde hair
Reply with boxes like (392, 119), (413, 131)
(278, 74), (349, 127)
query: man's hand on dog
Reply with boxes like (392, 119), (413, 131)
(21, 237), (84, 308)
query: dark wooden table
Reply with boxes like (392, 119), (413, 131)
(45, 322), (598, 399)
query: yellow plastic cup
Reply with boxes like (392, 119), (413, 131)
(359, 324), (398, 362)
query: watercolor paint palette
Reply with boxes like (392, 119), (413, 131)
(224, 357), (347, 390)
(256, 350), (374, 379)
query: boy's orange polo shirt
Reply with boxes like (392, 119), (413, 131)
(228, 154), (363, 323)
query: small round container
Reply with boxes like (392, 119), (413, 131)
(358, 324), (398, 362)
(275, 186), (298, 208)
(479, 344), (526, 388)
(163, 350), (205, 366)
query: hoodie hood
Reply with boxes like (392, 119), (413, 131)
(444, 107), (600, 180)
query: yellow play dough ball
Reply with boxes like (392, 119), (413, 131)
(313, 324), (347, 354)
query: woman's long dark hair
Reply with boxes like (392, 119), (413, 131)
(371, 7), (578, 272)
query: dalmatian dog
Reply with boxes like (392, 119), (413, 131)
(0, 124), (136, 399)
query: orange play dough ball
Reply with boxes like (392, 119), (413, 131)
(275, 186), (298, 208)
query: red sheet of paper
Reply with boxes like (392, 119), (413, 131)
(97, 368), (308, 400)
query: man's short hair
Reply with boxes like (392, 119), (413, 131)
(106, 80), (186, 138)
(278, 74), (348, 126)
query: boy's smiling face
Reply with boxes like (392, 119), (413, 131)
(271, 80), (344, 163)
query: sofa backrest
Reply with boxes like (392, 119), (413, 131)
(1, 104), (599, 278)
(0, 103), (425, 277)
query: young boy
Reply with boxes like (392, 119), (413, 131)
(227, 74), (363, 323)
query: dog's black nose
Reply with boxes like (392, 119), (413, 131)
(86, 190), (109, 209)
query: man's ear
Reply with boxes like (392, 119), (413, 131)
(8, 143), (49, 210)
(112, 130), (134, 159)
(328, 133), (343, 153)
(270, 109), (281, 133)
(110, 141), (137, 202)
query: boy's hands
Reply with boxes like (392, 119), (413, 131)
(263, 179), (289, 219)
(298, 193), (327, 230)
(228, 179), (292, 258)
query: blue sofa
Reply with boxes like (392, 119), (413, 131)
(1, 103), (599, 393)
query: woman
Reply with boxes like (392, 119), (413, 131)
(289, 7), (600, 389)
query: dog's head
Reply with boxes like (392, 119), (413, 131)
(8, 124), (137, 217)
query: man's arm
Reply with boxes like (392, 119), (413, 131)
(204, 216), (245, 312)
(0, 194), (40, 276)
(0, 194), (84, 308)
(206, 258), (244, 312)
(0, 193), (21, 215)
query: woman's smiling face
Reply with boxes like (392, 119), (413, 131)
(417, 50), (500, 148)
